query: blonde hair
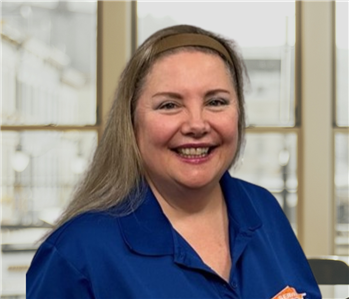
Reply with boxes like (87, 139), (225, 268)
(52, 24), (248, 231)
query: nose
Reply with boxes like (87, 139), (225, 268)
(181, 107), (210, 138)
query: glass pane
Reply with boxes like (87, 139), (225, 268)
(335, 133), (349, 255)
(1, 1), (97, 125)
(137, 2), (296, 126)
(230, 133), (298, 232)
(336, 1), (349, 127)
(1, 130), (97, 226)
(1, 130), (97, 297)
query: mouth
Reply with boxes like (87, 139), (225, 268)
(173, 147), (214, 158)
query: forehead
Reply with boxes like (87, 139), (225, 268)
(144, 50), (233, 89)
(152, 48), (229, 72)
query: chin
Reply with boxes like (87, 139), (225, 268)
(176, 174), (221, 190)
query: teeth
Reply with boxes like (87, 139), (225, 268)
(177, 147), (209, 157)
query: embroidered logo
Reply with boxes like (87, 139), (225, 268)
(272, 286), (306, 299)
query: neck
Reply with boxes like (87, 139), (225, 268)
(147, 178), (225, 220)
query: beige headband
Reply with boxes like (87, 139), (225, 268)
(153, 33), (233, 64)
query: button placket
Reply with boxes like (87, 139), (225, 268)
(216, 279), (239, 299)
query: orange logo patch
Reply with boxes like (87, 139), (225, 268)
(272, 286), (306, 299)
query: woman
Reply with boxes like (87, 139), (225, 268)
(27, 25), (321, 299)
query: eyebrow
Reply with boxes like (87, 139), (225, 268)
(205, 89), (232, 97)
(152, 92), (182, 99)
(151, 89), (232, 99)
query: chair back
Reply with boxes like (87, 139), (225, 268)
(308, 256), (349, 285)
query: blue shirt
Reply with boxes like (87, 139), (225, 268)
(27, 173), (321, 299)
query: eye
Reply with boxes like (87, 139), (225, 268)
(207, 97), (229, 107)
(157, 101), (179, 110)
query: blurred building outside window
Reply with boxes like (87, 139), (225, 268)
(1, 1), (98, 297)
(0, 1), (347, 298)
(137, 0), (349, 255)
(137, 1), (299, 231)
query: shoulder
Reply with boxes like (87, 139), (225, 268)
(49, 211), (120, 243)
(232, 176), (271, 194)
(29, 210), (129, 283)
(236, 178), (278, 208)
(27, 211), (124, 298)
(223, 172), (278, 205)
(41, 211), (126, 263)
(222, 173), (288, 225)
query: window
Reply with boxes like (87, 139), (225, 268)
(0, 2), (346, 297)
(1, 2), (98, 296)
(137, 1), (349, 256)
(137, 1), (299, 230)
(334, 1), (349, 255)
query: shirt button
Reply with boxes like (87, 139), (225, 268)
(231, 282), (237, 289)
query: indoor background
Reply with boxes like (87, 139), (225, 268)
(0, 1), (348, 298)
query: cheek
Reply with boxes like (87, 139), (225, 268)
(216, 111), (239, 142)
(225, 125), (239, 150)
(219, 116), (240, 165)
(135, 114), (175, 151)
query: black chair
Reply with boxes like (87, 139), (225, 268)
(308, 256), (349, 285)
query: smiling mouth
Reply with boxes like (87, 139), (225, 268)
(174, 147), (212, 158)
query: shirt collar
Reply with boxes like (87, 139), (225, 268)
(221, 171), (262, 233)
(118, 172), (262, 256)
(118, 186), (175, 256)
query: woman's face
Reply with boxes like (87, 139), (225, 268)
(134, 50), (239, 193)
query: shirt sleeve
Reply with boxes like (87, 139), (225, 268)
(26, 242), (94, 299)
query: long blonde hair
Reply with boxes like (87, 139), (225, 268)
(52, 24), (248, 231)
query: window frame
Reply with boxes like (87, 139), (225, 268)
(0, 2), (133, 230)
(1, 1), (345, 257)
(131, 1), (344, 256)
